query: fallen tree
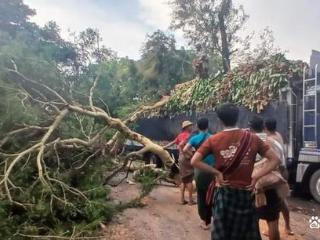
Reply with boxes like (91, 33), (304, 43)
(0, 62), (174, 238)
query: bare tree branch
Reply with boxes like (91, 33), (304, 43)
(1, 66), (175, 206)
(0, 125), (49, 148)
(6, 67), (67, 104)
(89, 73), (101, 111)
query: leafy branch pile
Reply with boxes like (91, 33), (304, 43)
(160, 54), (305, 115)
(133, 165), (167, 196)
(0, 152), (116, 239)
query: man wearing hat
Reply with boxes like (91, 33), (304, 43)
(164, 120), (195, 204)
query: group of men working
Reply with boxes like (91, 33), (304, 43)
(164, 103), (293, 240)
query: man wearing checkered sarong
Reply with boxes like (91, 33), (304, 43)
(191, 103), (280, 240)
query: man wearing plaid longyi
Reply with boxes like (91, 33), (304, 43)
(191, 103), (280, 240)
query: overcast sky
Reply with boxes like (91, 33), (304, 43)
(24, 0), (320, 62)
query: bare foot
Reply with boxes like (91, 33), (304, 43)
(181, 200), (188, 205)
(188, 200), (197, 205)
(285, 228), (294, 235)
(200, 222), (210, 230)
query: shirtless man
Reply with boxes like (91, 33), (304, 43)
(250, 116), (281, 240)
(265, 118), (293, 236)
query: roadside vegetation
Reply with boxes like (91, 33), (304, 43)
(0, 0), (306, 238)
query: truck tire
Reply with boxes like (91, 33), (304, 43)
(309, 169), (320, 203)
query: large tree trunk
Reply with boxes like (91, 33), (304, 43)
(219, 0), (232, 72)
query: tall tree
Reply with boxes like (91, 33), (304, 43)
(234, 27), (283, 64)
(0, 0), (35, 35)
(140, 30), (177, 96)
(41, 21), (62, 43)
(141, 30), (176, 75)
(69, 28), (116, 77)
(140, 30), (194, 97)
(170, 0), (248, 72)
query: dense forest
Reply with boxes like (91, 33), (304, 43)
(0, 0), (305, 239)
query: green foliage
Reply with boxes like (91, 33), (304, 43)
(0, 79), (42, 134)
(0, 0), (195, 238)
(0, 0), (36, 35)
(134, 167), (166, 196)
(0, 152), (117, 239)
(139, 30), (195, 98)
(1, 0), (301, 238)
(90, 58), (143, 115)
(163, 54), (306, 115)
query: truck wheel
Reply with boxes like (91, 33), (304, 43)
(309, 169), (320, 203)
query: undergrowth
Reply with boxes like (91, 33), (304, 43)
(134, 167), (166, 197)
(0, 115), (165, 240)
(0, 153), (157, 239)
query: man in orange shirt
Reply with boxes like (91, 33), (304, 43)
(191, 103), (280, 240)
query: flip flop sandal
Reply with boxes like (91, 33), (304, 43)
(181, 200), (188, 205)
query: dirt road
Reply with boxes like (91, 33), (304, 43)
(105, 182), (319, 240)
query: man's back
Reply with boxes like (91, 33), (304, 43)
(198, 129), (269, 188)
(175, 131), (190, 154)
(267, 136), (286, 167)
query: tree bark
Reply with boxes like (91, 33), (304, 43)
(219, 0), (232, 72)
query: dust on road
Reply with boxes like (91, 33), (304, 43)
(105, 182), (320, 240)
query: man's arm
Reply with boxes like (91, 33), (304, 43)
(183, 143), (194, 159)
(191, 152), (228, 185)
(250, 148), (280, 187)
(163, 140), (175, 149)
(190, 138), (217, 174)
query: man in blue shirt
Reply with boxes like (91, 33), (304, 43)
(183, 118), (215, 230)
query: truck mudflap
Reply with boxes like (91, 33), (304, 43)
(296, 163), (309, 183)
